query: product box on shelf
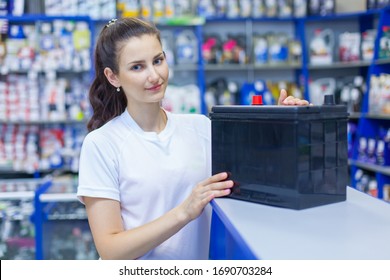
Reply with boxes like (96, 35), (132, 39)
(210, 96), (349, 210)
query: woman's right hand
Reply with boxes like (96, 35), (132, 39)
(178, 172), (234, 222)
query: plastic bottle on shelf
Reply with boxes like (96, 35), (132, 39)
(369, 75), (381, 113)
(288, 38), (302, 64)
(226, 0), (240, 18)
(264, 0), (277, 17)
(366, 138), (377, 164)
(175, 29), (198, 64)
(252, 0), (265, 18)
(161, 30), (175, 66)
(6, 24), (27, 72)
(368, 179), (378, 198)
(293, 0), (307, 17)
(197, 0), (216, 18)
(361, 29), (376, 61)
(376, 128), (386, 166)
(165, 0), (175, 18)
(379, 25), (390, 59)
(357, 137), (368, 162)
(120, 0), (140, 17)
(309, 78), (336, 105)
(174, 0), (193, 17)
(239, 0), (251, 17)
(278, 0), (293, 17)
(309, 29), (335, 65)
(339, 32), (361, 62)
(253, 34), (268, 65)
(380, 74), (390, 114)
(214, 0), (227, 17)
(152, 0), (164, 20)
(268, 33), (289, 64)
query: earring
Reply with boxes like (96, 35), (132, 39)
(117, 87), (120, 92)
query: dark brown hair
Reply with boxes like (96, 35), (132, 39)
(87, 17), (161, 131)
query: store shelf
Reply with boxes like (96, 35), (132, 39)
(0, 169), (39, 176)
(349, 112), (362, 119)
(39, 193), (77, 202)
(348, 113), (390, 120)
(0, 191), (35, 200)
(46, 212), (87, 220)
(155, 16), (205, 26)
(171, 64), (199, 71)
(0, 120), (87, 125)
(2, 69), (91, 74)
(375, 58), (390, 65)
(0, 14), (91, 21)
(205, 64), (252, 71)
(305, 9), (382, 21)
(308, 60), (371, 69)
(349, 160), (390, 176)
(365, 113), (390, 120)
(204, 63), (302, 71)
(206, 16), (296, 23)
(254, 62), (302, 70)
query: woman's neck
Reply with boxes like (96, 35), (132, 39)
(127, 105), (167, 133)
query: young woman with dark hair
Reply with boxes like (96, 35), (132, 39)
(77, 17), (309, 260)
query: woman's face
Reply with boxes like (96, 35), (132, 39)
(114, 34), (169, 106)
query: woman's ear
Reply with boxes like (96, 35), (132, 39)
(104, 67), (120, 88)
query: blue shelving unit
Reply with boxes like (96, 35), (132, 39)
(31, 178), (98, 260)
(32, 179), (51, 260)
(346, 7), (390, 201)
(0, 14), (98, 259)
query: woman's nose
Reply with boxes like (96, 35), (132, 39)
(147, 66), (159, 83)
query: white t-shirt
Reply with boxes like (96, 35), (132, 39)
(77, 110), (212, 259)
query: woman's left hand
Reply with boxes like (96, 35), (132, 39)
(278, 89), (310, 106)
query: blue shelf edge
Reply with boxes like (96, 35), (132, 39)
(209, 199), (258, 260)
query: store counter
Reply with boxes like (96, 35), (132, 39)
(209, 187), (390, 259)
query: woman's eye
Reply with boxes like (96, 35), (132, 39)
(154, 57), (164, 65)
(131, 64), (142, 71)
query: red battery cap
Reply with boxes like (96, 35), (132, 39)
(252, 95), (263, 105)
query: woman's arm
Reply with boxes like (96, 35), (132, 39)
(84, 172), (233, 260)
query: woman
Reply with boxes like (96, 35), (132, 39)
(77, 17), (309, 260)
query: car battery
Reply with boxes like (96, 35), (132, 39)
(210, 97), (349, 210)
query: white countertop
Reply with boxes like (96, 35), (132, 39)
(211, 187), (390, 259)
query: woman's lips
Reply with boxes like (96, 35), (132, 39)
(146, 84), (162, 91)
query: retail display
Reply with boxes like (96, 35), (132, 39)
(32, 178), (98, 260)
(347, 7), (390, 202)
(0, 14), (95, 260)
(0, 16), (93, 175)
(0, 178), (37, 259)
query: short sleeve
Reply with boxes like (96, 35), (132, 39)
(77, 132), (120, 204)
